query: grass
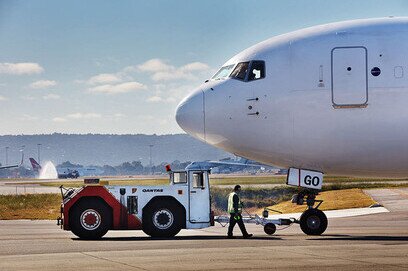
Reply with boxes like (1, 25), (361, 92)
(264, 188), (376, 214)
(210, 182), (408, 215)
(0, 194), (61, 220)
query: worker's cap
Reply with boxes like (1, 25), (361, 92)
(234, 185), (241, 191)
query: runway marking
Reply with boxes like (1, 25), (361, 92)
(81, 252), (149, 271)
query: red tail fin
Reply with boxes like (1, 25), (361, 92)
(29, 158), (41, 172)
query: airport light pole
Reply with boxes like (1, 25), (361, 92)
(20, 145), (25, 165)
(37, 144), (42, 164)
(5, 146), (8, 166)
(149, 144), (154, 175)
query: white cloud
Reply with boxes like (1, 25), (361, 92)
(137, 59), (173, 73)
(151, 70), (196, 82)
(113, 113), (126, 118)
(138, 59), (210, 82)
(152, 84), (166, 92)
(147, 96), (176, 103)
(121, 66), (138, 73)
(136, 114), (156, 121)
(179, 62), (210, 72)
(30, 80), (57, 89)
(147, 96), (163, 103)
(43, 94), (60, 100)
(87, 73), (122, 85)
(0, 62), (44, 75)
(21, 95), (36, 101)
(159, 83), (198, 102)
(0, 95), (8, 101)
(166, 97), (176, 103)
(73, 79), (85, 84)
(67, 112), (102, 119)
(19, 114), (38, 121)
(53, 113), (101, 122)
(52, 117), (67, 123)
(88, 81), (146, 95)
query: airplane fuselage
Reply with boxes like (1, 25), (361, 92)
(176, 17), (408, 177)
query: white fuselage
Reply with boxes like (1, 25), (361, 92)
(176, 17), (408, 177)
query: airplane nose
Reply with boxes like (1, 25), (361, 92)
(175, 90), (205, 141)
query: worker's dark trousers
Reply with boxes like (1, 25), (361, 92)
(228, 213), (249, 236)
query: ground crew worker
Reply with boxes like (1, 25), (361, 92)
(227, 185), (253, 238)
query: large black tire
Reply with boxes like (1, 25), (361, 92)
(299, 209), (328, 236)
(142, 200), (183, 238)
(69, 198), (112, 239)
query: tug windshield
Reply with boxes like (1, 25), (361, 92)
(173, 172), (187, 184)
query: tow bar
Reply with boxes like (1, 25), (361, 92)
(214, 208), (297, 235)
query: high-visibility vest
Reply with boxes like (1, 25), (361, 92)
(227, 192), (242, 214)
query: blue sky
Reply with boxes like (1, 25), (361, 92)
(0, 0), (407, 135)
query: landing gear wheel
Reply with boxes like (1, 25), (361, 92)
(299, 209), (327, 236)
(143, 201), (182, 238)
(70, 198), (112, 239)
(264, 223), (276, 235)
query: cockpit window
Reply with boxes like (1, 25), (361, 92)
(212, 60), (265, 82)
(212, 64), (235, 80)
(230, 62), (250, 80)
(248, 61), (265, 81)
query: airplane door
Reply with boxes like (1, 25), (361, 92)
(331, 47), (368, 107)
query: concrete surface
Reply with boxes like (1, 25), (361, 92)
(0, 178), (66, 194)
(0, 188), (408, 270)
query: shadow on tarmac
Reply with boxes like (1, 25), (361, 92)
(73, 235), (283, 241)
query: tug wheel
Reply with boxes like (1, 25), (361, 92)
(143, 200), (182, 238)
(264, 223), (276, 235)
(299, 209), (327, 235)
(70, 198), (112, 239)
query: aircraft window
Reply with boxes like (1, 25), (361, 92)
(212, 65), (235, 80)
(230, 62), (250, 80)
(248, 61), (265, 81)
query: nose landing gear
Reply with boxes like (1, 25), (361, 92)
(292, 190), (328, 235)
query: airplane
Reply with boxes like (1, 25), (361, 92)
(0, 147), (24, 170)
(0, 164), (20, 170)
(176, 17), (408, 235)
(29, 158), (80, 179)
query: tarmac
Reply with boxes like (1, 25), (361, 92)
(0, 189), (408, 270)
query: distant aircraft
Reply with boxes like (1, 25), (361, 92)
(29, 158), (41, 172)
(29, 158), (80, 179)
(176, 17), (408, 234)
(0, 164), (19, 170)
(0, 148), (24, 170)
